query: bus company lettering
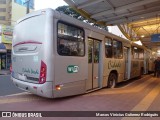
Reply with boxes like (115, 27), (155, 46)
(67, 65), (79, 73)
(108, 60), (121, 69)
(22, 68), (39, 75)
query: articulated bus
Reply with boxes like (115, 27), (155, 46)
(11, 9), (154, 98)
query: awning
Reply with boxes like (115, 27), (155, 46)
(0, 43), (7, 53)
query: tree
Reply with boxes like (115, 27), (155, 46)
(56, 6), (85, 21)
(56, 6), (108, 31)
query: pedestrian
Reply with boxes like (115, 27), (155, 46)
(154, 57), (159, 77)
(156, 57), (160, 77)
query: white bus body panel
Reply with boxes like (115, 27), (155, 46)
(12, 77), (53, 98)
(12, 9), (55, 98)
(11, 8), (153, 98)
(12, 9), (87, 98)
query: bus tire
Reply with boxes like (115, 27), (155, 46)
(108, 73), (117, 88)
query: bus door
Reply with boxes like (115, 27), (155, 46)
(87, 38), (101, 90)
(124, 47), (129, 80)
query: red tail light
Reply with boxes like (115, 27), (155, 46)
(10, 64), (12, 72)
(39, 61), (47, 84)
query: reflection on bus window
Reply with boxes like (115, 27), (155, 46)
(132, 46), (144, 59)
(139, 48), (144, 59)
(113, 40), (123, 59)
(88, 40), (92, 63)
(57, 22), (85, 56)
(94, 41), (100, 63)
(105, 38), (112, 58)
(132, 47), (139, 59)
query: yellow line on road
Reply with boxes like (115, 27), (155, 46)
(83, 78), (156, 96)
(121, 81), (160, 120)
(0, 96), (41, 104)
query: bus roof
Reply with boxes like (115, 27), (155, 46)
(17, 8), (145, 47)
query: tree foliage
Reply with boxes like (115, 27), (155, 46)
(56, 6), (85, 21)
(56, 6), (108, 31)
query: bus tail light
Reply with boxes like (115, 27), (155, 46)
(55, 84), (63, 90)
(56, 85), (61, 90)
(39, 61), (47, 84)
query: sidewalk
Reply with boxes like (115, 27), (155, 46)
(0, 70), (10, 75)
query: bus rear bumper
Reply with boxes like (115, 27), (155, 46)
(53, 80), (86, 98)
(11, 77), (53, 98)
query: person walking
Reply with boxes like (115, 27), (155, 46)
(154, 57), (159, 77)
(156, 57), (160, 77)
(154, 57), (160, 77)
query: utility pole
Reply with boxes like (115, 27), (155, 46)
(24, 0), (31, 14)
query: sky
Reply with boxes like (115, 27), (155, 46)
(35, 0), (68, 10)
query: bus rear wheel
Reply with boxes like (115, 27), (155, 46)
(108, 73), (117, 88)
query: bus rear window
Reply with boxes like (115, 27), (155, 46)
(57, 22), (85, 56)
(13, 15), (46, 44)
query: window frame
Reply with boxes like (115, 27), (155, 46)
(0, 0), (6, 4)
(0, 8), (6, 12)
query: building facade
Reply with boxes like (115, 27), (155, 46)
(0, 0), (34, 70)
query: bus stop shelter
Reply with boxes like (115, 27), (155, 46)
(64, 0), (160, 52)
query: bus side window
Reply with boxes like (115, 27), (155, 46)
(113, 40), (123, 59)
(139, 48), (144, 59)
(105, 38), (112, 58)
(59, 44), (64, 54)
(57, 22), (85, 56)
(132, 46), (139, 59)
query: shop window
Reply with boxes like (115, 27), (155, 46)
(0, 54), (6, 69)
(0, 16), (6, 20)
(0, 8), (6, 12)
(7, 51), (11, 69)
(0, 0), (6, 4)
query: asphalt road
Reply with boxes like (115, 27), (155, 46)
(0, 75), (23, 96)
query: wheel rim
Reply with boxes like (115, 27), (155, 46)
(108, 74), (116, 88)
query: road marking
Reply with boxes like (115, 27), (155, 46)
(0, 96), (41, 104)
(0, 92), (29, 98)
(83, 77), (156, 96)
(0, 93), (43, 104)
(119, 75), (151, 88)
(121, 80), (160, 120)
